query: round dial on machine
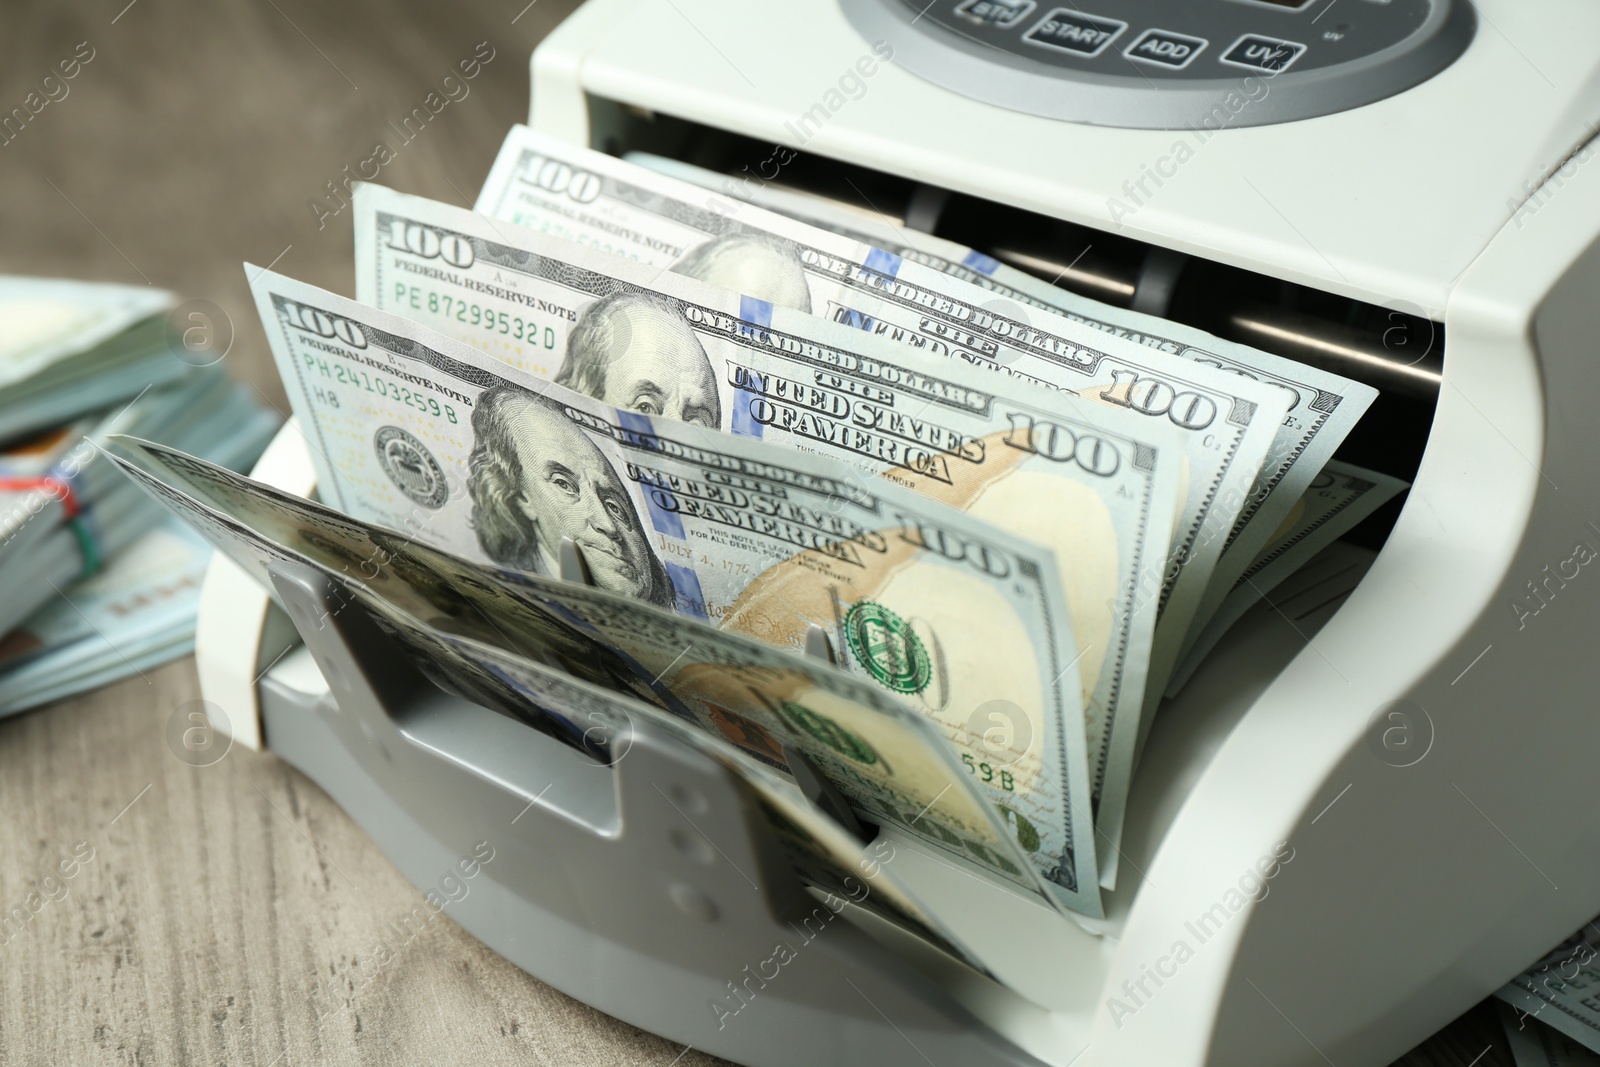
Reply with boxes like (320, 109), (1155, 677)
(842, 0), (1475, 129)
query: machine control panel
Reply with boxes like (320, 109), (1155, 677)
(842, 0), (1474, 127)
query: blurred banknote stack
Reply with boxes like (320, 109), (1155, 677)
(0, 277), (278, 714)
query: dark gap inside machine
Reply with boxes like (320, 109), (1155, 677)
(599, 110), (1442, 552)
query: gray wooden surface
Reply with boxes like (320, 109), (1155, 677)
(0, 2), (1514, 1064)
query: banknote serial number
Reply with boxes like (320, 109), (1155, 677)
(961, 753), (1015, 792)
(300, 353), (460, 423)
(392, 284), (557, 349)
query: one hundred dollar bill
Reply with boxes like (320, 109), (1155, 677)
(0, 276), (192, 441)
(1498, 919), (1600, 1058)
(1502, 1002), (1600, 1066)
(242, 271), (1103, 914)
(0, 275), (169, 389)
(355, 182), (1186, 856)
(476, 127), (1292, 716)
(0, 372), (276, 638)
(1166, 461), (1407, 695)
(628, 151), (1380, 615)
(111, 434), (1073, 925)
(0, 519), (206, 718)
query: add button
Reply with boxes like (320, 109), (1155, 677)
(1023, 10), (1128, 57)
(1123, 29), (1208, 69)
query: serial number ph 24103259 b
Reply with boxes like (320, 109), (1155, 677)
(301, 353), (460, 424)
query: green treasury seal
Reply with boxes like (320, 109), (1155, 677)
(374, 425), (449, 509)
(844, 600), (932, 696)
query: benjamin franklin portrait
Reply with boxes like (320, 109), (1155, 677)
(672, 231), (813, 314)
(467, 383), (674, 609)
(554, 291), (720, 428)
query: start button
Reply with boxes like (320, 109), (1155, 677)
(1023, 10), (1128, 57)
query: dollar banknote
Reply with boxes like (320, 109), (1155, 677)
(0, 416), (103, 563)
(0, 275), (168, 390)
(470, 644), (993, 972)
(1503, 1002), (1600, 1067)
(484, 648), (1009, 979)
(0, 276), (188, 440)
(628, 151), (1380, 620)
(2, 369), (236, 564)
(2, 464), (146, 638)
(111, 434), (1079, 922)
(0, 518), (208, 717)
(108, 441), (997, 972)
(1498, 919), (1600, 1058)
(476, 127), (1292, 719)
(238, 272), (1105, 914)
(354, 182), (1186, 857)
(1166, 461), (1408, 695)
(0, 371), (277, 637)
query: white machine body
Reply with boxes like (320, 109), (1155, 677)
(195, 2), (1600, 1064)
(520, 2), (1600, 1064)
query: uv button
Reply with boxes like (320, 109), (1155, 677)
(1220, 34), (1307, 73)
(1124, 28), (1208, 69)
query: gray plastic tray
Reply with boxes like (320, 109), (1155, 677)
(262, 562), (1045, 1067)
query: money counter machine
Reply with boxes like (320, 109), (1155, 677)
(190, 2), (1600, 1064)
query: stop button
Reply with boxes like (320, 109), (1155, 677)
(1123, 28), (1208, 69)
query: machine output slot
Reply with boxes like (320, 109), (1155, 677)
(933, 194), (1149, 307)
(596, 105), (1441, 550)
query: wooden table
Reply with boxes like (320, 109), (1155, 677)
(0, 2), (1519, 1062)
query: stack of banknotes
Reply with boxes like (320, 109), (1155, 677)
(112, 126), (1408, 930)
(0, 278), (278, 715)
(1498, 917), (1600, 1066)
(0, 277), (187, 441)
